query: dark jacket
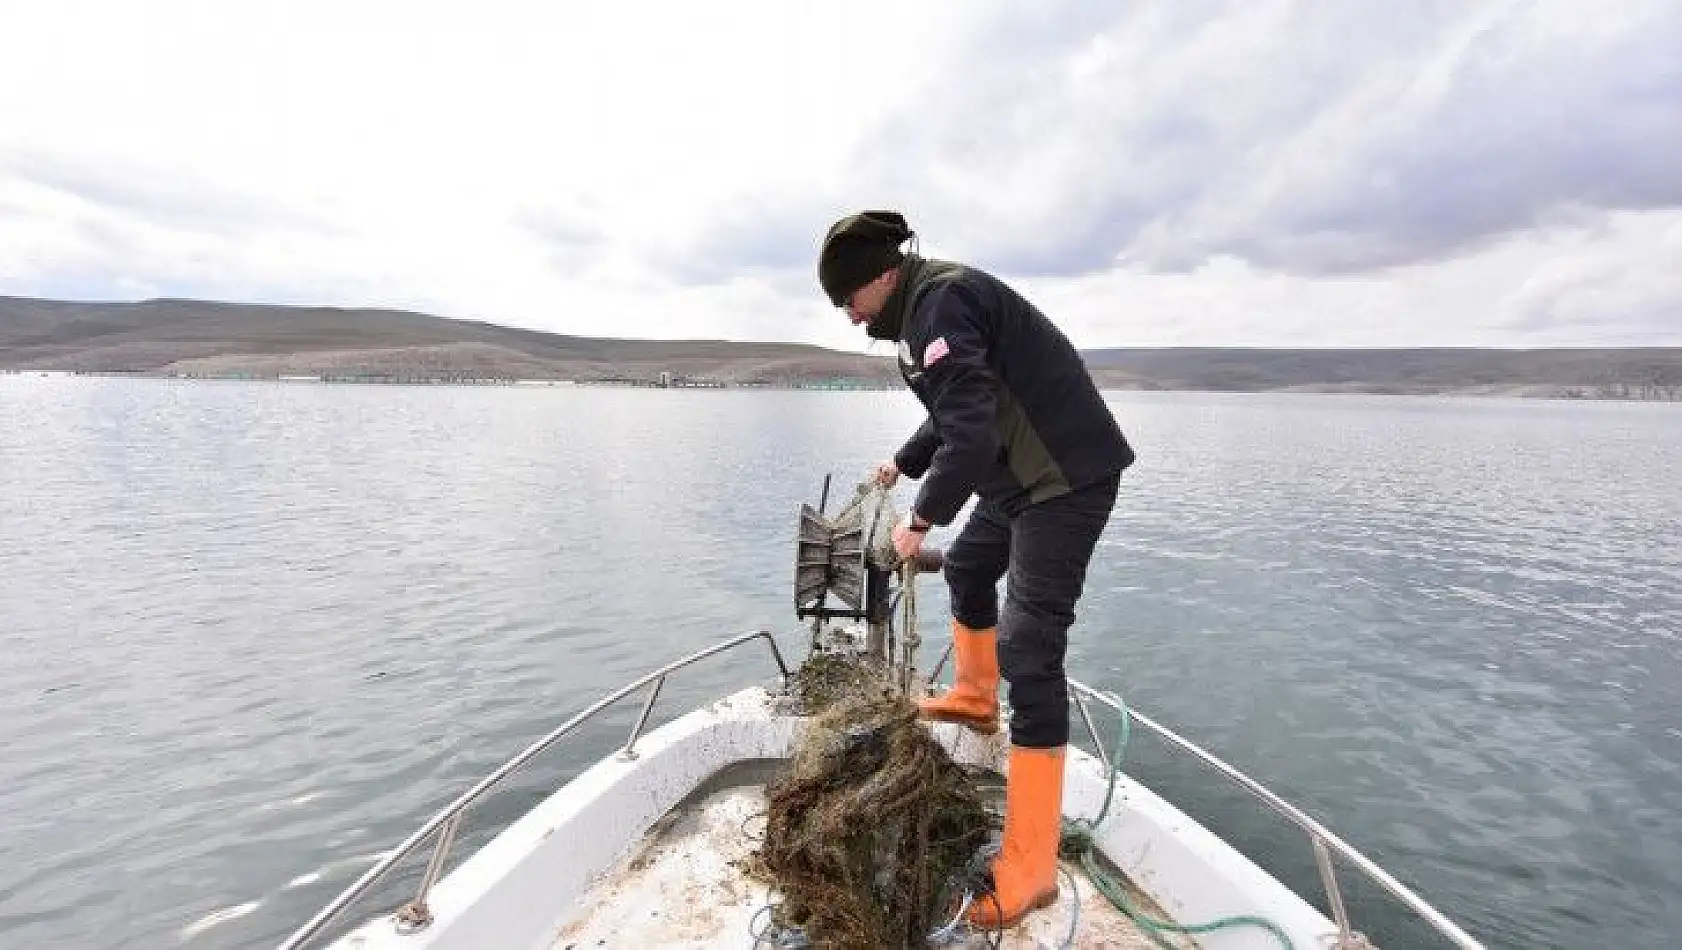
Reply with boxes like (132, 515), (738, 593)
(887, 257), (1134, 526)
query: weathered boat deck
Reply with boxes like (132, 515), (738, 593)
(551, 782), (1188, 949)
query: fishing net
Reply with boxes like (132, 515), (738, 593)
(755, 659), (994, 949)
(786, 650), (893, 712)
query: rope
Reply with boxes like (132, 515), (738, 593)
(899, 562), (920, 695)
(1062, 690), (1296, 950)
(924, 880), (974, 944)
(1057, 864), (1081, 950)
(748, 901), (812, 948)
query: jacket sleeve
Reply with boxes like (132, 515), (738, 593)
(911, 284), (998, 526)
(894, 418), (939, 478)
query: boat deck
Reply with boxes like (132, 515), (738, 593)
(550, 779), (1190, 949)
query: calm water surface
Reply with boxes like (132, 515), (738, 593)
(1, 377), (1678, 949)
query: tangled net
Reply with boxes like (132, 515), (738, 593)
(755, 668), (993, 949)
(787, 650), (895, 712)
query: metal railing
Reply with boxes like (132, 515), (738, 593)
(278, 630), (1478, 950)
(278, 629), (790, 950)
(1067, 680), (1484, 950)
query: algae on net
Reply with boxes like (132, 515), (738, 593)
(789, 650), (895, 715)
(755, 691), (993, 949)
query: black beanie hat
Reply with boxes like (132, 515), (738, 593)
(818, 210), (913, 306)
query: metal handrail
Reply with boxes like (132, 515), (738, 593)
(279, 634), (1476, 949)
(278, 629), (790, 950)
(1067, 680), (1484, 950)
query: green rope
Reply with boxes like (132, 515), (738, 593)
(1060, 691), (1295, 950)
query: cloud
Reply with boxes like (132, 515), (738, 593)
(645, 190), (847, 287)
(0, 0), (1677, 348)
(1185, 0), (1682, 275)
(514, 205), (611, 278)
(1027, 209), (1682, 348)
(845, 0), (1682, 280)
(0, 150), (333, 238)
(1486, 212), (1682, 342)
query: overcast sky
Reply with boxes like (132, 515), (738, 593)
(2, 0), (1679, 349)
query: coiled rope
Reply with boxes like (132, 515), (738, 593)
(1054, 689), (1295, 950)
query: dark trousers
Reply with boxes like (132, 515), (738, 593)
(941, 474), (1119, 748)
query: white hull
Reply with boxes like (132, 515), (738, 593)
(328, 687), (1334, 949)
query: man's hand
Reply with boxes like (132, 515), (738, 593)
(872, 460), (900, 488)
(892, 516), (929, 560)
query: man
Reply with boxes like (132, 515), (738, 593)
(817, 210), (1135, 930)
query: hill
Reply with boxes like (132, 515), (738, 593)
(0, 296), (900, 386)
(1080, 347), (1682, 398)
(3, 296), (1678, 398)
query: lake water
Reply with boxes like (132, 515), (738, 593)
(1, 376), (1678, 949)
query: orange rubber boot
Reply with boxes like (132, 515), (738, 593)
(967, 745), (1066, 930)
(918, 621), (1000, 734)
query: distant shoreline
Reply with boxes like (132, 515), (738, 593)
(4, 296), (1679, 401)
(6, 367), (1676, 402)
(0, 368), (900, 391)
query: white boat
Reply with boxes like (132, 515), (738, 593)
(280, 483), (1483, 950)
